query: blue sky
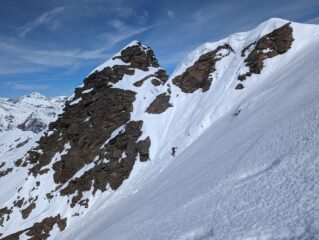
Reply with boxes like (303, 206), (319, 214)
(0, 0), (319, 98)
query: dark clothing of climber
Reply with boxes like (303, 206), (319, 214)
(171, 147), (177, 157)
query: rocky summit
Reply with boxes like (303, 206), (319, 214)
(1, 18), (319, 240)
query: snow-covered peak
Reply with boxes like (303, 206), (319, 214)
(18, 92), (47, 101)
(91, 54), (128, 73)
(91, 41), (157, 73)
(0, 93), (66, 133)
(124, 40), (142, 48)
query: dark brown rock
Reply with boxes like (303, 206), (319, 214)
(133, 75), (154, 87)
(154, 69), (169, 84)
(146, 93), (173, 114)
(137, 137), (151, 162)
(238, 74), (246, 81)
(151, 79), (161, 86)
(172, 44), (233, 93)
(238, 23), (294, 80)
(60, 120), (147, 206)
(14, 159), (22, 167)
(235, 83), (244, 90)
(25, 64), (139, 185)
(0, 207), (12, 227)
(8, 42), (160, 229)
(133, 69), (168, 87)
(4, 47), (166, 225)
(1, 215), (67, 240)
(15, 138), (30, 148)
(21, 60), (148, 208)
(0, 168), (13, 178)
(13, 198), (24, 208)
(21, 202), (36, 219)
(113, 42), (160, 71)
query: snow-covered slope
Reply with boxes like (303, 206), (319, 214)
(1, 18), (319, 239)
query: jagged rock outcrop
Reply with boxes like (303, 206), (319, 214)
(133, 69), (168, 87)
(0, 41), (165, 238)
(23, 42), (158, 203)
(0, 208), (11, 227)
(112, 42), (160, 71)
(146, 93), (172, 114)
(172, 44), (233, 93)
(1, 215), (66, 240)
(59, 120), (147, 206)
(238, 23), (294, 81)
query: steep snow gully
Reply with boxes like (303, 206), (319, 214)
(1, 18), (319, 240)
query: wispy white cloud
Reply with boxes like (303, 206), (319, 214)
(166, 10), (175, 19)
(0, 40), (106, 75)
(135, 10), (149, 24)
(18, 6), (64, 37)
(12, 83), (50, 91)
(0, 82), (50, 91)
(113, 6), (134, 18)
(102, 20), (155, 47)
(0, 20), (154, 75)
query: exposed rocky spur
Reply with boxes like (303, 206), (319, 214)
(0, 41), (166, 238)
(238, 23), (294, 82)
(172, 44), (233, 93)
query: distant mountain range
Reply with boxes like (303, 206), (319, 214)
(0, 92), (66, 133)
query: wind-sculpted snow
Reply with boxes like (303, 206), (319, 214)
(1, 18), (319, 240)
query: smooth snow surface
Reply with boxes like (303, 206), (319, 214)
(58, 19), (319, 240)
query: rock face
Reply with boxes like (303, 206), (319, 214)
(23, 42), (158, 204)
(113, 42), (160, 71)
(238, 23), (294, 81)
(133, 69), (169, 87)
(1, 215), (66, 240)
(172, 44), (233, 93)
(59, 120), (147, 207)
(0, 41), (165, 238)
(146, 93), (172, 114)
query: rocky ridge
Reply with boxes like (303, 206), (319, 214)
(0, 41), (169, 239)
